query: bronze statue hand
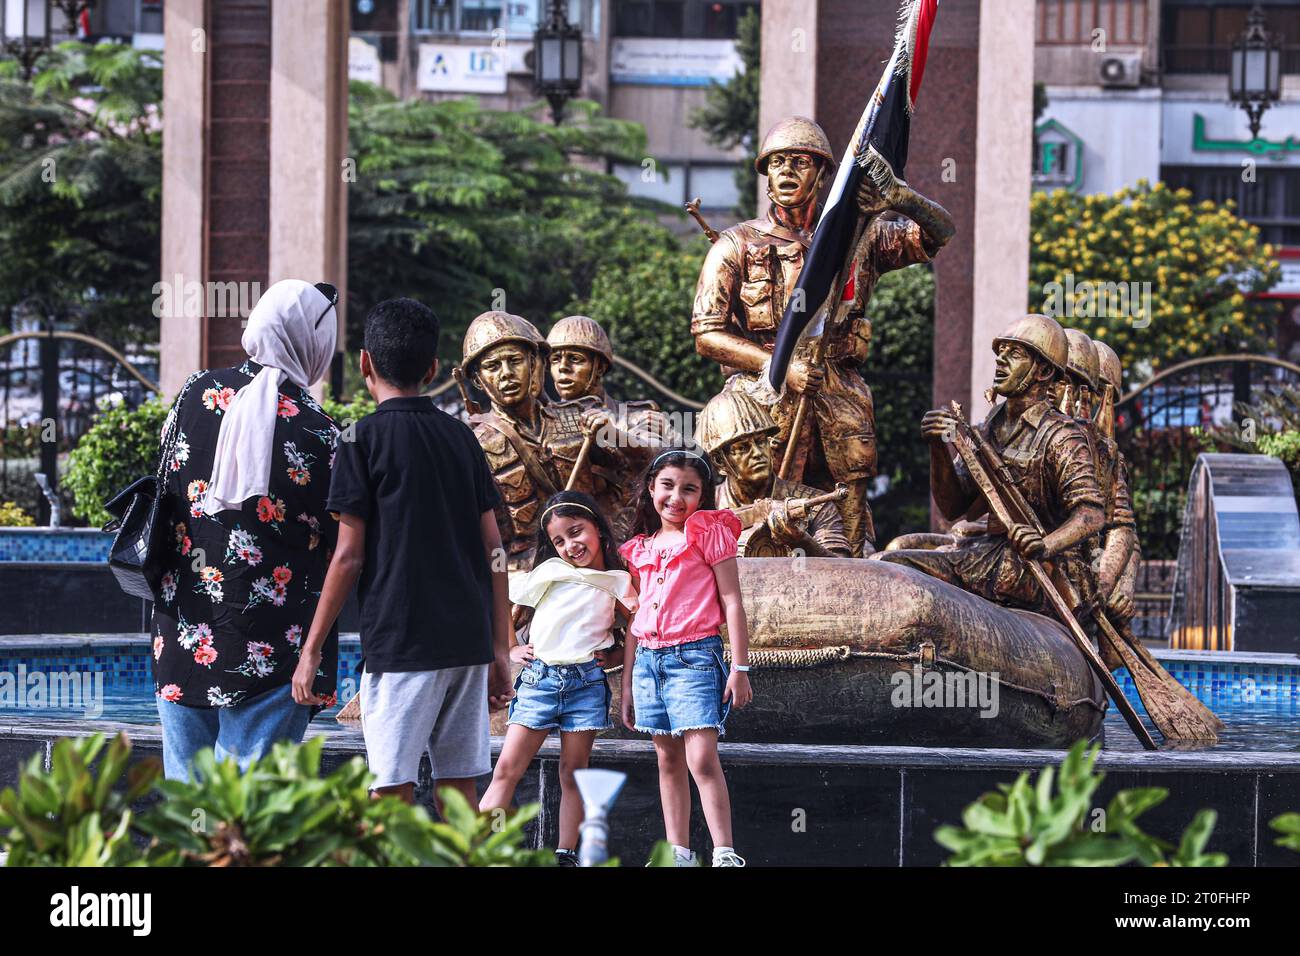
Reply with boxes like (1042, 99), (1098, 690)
(1008, 523), (1046, 560)
(920, 408), (959, 443)
(855, 178), (891, 218)
(1106, 585), (1135, 621)
(785, 356), (825, 395)
(580, 408), (617, 444)
(766, 501), (806, 546)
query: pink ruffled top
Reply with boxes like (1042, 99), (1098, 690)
(618, 509), (742, 649)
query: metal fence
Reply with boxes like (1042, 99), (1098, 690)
(0, 330), (158, 524)
(1116, 354), (1300, 561)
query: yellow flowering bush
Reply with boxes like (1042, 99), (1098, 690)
(1029, 180), (1282, 380)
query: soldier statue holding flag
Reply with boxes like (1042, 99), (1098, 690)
(691, 115), (953, 556)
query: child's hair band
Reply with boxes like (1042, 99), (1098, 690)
(540, 501), (598, 525)
(651, 449), (711, 473)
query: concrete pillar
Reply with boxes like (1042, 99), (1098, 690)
(158, 0), (206, 398)
(269, 0), (350, 387)
(969, 0), (1035, 419)
(159, 0), (349, 398)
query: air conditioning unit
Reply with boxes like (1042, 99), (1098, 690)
(1097, 53), (1142, 89)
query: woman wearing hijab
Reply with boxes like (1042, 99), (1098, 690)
(152, 278), (342, 780)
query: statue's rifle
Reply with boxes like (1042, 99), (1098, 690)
(776, 216), (869, 481)
(685, 198), (720, 243)
(945, 402), (1158, 751)
(961, 404), (1221, 741)
(452, 366), (484, 416)
(729, 483), (849, 530)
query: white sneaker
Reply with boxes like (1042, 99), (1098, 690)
(674, 849), (699, 867)
(712, 849), (746, 867)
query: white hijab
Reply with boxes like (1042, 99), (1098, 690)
(203, 279), (337, 515)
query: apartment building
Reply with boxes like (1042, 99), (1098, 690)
(1033, 0), (1300, 304)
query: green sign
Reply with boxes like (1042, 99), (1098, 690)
(1033, 119), (1083, 192)
(1193, 113), (1300, 156)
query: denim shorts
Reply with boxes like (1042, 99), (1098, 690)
(631, 635), (730, 737)
(508, 658), (612, 733)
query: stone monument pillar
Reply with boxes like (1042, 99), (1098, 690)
(159, 0), (349, 396)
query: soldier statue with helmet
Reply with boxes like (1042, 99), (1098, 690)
(875, 314), (1105, 615)
(455, 310), (616, 570)
(545, 314), (679, 538)
(691, 115), (954, 557)
(696, 389), (852, 558)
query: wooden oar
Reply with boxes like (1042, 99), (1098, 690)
(958, 404), (1220, 742)
(947, 404), (1158, 750)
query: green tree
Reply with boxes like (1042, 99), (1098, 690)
(346, 87), (681, 363)
(689, 5), (760, 220)
(1029, 181), (1282, 378)
(861, 265), (935, 543)
(0, 42), (162, 345)
(566, 238), (718, 406)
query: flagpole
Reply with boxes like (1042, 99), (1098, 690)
(777, 214), (869, 481)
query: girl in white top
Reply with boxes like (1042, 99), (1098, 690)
(479, 491), (637, 864)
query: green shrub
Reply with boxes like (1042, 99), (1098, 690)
(0, 733), (158, 866)
(320, 387), (377, 427)
(63, 395), (169, 527)
(935, 740), (1228, 867)
(0, 733), (577, 867)
(0, 500), (35, 526)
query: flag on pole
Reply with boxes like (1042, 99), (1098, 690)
(767, 0), (940, 393)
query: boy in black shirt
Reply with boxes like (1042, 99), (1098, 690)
(294, 298), (513, 806)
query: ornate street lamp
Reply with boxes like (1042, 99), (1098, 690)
(1229, 4), (1283, 139)
(2, 0), (50, 79)
(533, 0), (582, 126)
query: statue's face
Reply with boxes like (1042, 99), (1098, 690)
(992, 341), (1048, 398)
(719, 434), (774, 490)
(475, 342), (537, 410)
(550, 347), (601, 401)
(765, 150), (822, 209)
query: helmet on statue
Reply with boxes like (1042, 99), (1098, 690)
(1093, 339), (1123, 394)
(695, 389), (780, 455)
(991, 314), (1069, 375)
(1063, 328), (1101, 391)
(462, 311), (547, 371)
(547, 315), (614, 368)
(755, 116), (835, 175)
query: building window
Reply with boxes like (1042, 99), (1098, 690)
(611, 160), (741, 212)
(614, 0), (758, 39)
(1162, 2), (1300, 75)
(1036, 0), (1148, 47)
(1162, 165), (1300, 247)
(413, 0), (591, 36)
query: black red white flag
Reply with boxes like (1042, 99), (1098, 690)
(767, 0), (940, 393)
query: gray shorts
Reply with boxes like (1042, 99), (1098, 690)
(359, 664), (491, 789)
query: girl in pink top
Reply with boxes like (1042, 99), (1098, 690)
(618, 449), (753, 867)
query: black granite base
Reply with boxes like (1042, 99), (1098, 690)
(0, 563), (359, 634)
(2, 721), (1297, 867)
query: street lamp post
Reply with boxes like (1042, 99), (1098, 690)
(533, 0), (582, 126)
(2, 0), (50, 79)
(1229, 4), (1283, 140)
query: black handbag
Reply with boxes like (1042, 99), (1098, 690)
(101, 377), (194, 601)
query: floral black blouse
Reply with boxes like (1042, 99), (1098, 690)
(151, 359), (341, 710)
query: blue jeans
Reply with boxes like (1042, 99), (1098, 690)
(631, 635), (730, 736)
(157, 683), (313, 781)
(508, 658), (612, 733)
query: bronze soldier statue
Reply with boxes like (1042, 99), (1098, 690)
(696, 389), (852, 558)
(457, 311), (612, 569)
(691, 116), (954, 558)
(875, 314), (1105, 615)
(545, 314), (676, 537)
(1090, 337), (1141, 650)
